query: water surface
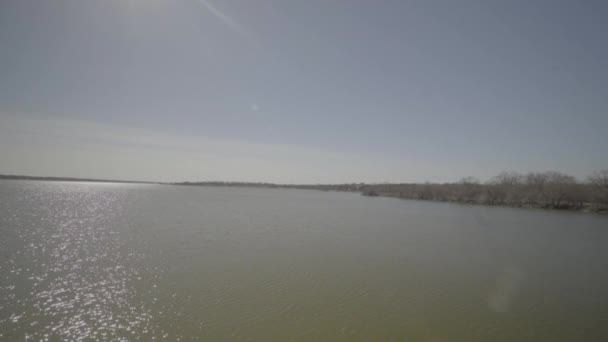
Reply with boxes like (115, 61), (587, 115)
(1, 180), (608, 341)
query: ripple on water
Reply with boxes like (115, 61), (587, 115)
(0, 183), (167, 341)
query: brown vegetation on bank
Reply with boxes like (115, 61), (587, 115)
(361, 170), (608, 213)
(173, 170), (608, 213)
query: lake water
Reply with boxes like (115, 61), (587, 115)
(1, 180), (608, 341)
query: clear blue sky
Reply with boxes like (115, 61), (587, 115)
(1, 0), (606, 183)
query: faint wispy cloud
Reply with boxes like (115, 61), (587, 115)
(196, 0), (257, 44)
(0, 115), (449, 183)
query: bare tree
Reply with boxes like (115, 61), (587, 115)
(542, 171), (577, 208)
(488, 172), (524, 205)
(588, 169), (608, 192)
(349, 170), (606, 212)
(524, 172), (551, 205)
(588, 169), (608, 210)
(492, 172), (524, 186)
(456, 177), (482, 202)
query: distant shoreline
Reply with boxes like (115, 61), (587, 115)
(172, 181), (608, 214)
(0, 174), (161, 185)
(2, 174), (607, 214)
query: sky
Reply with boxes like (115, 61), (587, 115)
(1, 0), (607, 183)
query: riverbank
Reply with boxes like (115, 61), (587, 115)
(3, 172), (607, 214)
(362, 189), (608, 214)
(358, 180), (608, 214)
(174, 181), (608, 214)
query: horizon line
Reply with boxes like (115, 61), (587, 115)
(1, 169), (604, 186)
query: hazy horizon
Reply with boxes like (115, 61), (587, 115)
(1, 0), (607, 183)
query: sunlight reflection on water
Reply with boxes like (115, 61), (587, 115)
(2, 181), (608, 341)
(0, 182), (167, 341)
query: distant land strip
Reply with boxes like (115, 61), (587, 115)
(2, 170), (608, 213)
(0, 174), (161, 185)
(173, 170), (608, 214)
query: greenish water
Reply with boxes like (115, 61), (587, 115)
(1, 180), (608, 341)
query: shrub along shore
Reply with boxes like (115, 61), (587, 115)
(177, 170), (608, 213)
(359, 170), (608, 213)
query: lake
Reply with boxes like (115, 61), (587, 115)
(1, 180), (608, 341)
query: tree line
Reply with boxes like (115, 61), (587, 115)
(361, 170), (608, 212)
